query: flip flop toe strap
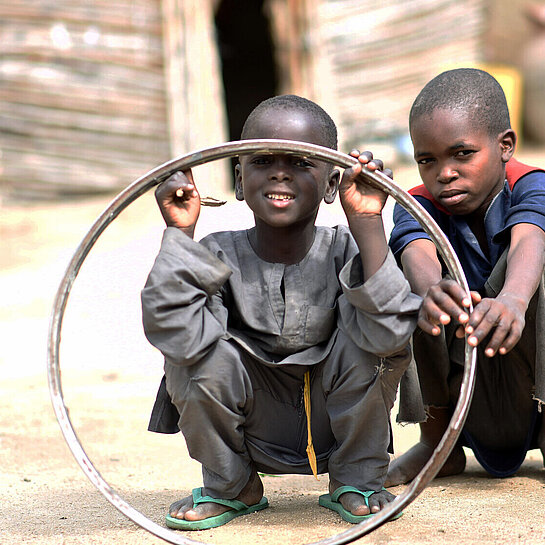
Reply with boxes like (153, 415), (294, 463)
(192, 487), (249, 511)
(330, 486), (379, 506)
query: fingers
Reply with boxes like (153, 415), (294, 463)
(154, 169), (200, 232)
(156, 170), (198, 202)
(425, 289), (525, 357)
(349, 149), (393, 179)
(464, 298), (525, 356)
(481, 321), (522, 357)
(420, 278), (526, 356)
(350, 149), (373, 163)
(418, 280), (471, 335)
(341, 157), (362, 184)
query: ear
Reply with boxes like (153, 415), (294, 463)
(323, 168), (340, 204)
(234, 163), (244, 201)
(498, 129), (516, 163)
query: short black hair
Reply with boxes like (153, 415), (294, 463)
(241, 94), (338, 150)
(409, 68), (511, 137)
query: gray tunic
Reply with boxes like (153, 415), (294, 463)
(142, 225), (420, 369)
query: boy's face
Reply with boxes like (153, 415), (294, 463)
(410, 108), (515, 216)
(235, 108), (339, 229)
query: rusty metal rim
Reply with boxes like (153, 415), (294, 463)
(47, 139), (476, 545)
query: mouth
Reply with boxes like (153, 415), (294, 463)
(438, 189), (467, 206)
(266, 193), (295, 201)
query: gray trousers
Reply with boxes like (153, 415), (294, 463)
(165, 330), (411, 498)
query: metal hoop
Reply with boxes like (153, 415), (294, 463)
(47, 139), (477, 545)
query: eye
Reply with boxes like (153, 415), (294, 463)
(250, 155), (272, 165)
(416, 157), (434, 166)
(455, 149), (475, 158)
(292, 156), (314, 168)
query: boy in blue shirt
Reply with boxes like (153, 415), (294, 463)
(142, 95), (420, 529)
(387, 68), (545, 485)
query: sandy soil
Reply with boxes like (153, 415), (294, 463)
(2, 155), (545, 545)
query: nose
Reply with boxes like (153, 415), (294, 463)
(436, 162), (458, 184)
(269, 156), (293, 182)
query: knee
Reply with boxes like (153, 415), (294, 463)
(379, 345), (412, 394)
(327, 333), (411, 401)
(323, 330), (382, 389)
(382, 344), (412, 374)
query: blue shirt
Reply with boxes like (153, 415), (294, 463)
(389, 172), (545, 292)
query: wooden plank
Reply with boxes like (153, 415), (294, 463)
(0, 2), (161, 31)
(0, 0), (170, 198)
(0, 102), (167, 137)
(0, 87), (166, 119)
(315, 0), (486, 149)
(160, 0), (230, 196)
(0, 128), (169, 164)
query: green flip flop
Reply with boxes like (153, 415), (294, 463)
(318, 485), (402, 524)
(166, 487), (269, 531)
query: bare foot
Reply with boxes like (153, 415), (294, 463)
(169, 471), (263, 521)
(328, 477), (394, 515)
(385, 442), (466, 487)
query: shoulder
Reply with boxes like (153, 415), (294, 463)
(497, 160), (545, 240)
(506, 158), (545, 190)
(199, 230), (241, 247)
(508, 164), (545, 202)
(409, 184), (451, 216)
(313, 225), (358, 265)
(314, 224), (350, 242)
(317, 224), (358, 250)
(407, 185), (450, 215)
(198, 230), (248, 262)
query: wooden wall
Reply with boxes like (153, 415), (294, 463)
(0, 0), (170, 199)
(0, 0), (491, 199)
(315, 0), (486, 152)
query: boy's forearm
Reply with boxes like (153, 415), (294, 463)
(400, 239), (442, 296)
(500, 223), (545, 308)
(347, 214), (389, 281)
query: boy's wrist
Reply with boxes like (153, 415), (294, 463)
(347, 213), (385, 241)
(497, 291), (529, 309)
(346, 212), (384, 225)
(180, 225), (196, 239)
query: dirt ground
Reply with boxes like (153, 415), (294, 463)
(2, 154), (545, 545)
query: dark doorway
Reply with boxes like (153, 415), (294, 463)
(214, 0), (278, 185)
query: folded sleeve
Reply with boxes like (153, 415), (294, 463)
(337, 249), (421, 356)
(141, 227), (231, 366)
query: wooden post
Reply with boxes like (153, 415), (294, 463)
(161, 0), (231, 197)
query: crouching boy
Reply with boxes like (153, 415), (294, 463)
(142, 95), (421, 529)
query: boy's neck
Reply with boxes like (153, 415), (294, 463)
(248, 221), (316, 265)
